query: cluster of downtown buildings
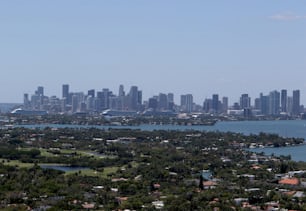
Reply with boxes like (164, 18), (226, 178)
(18, 85), (303, 117)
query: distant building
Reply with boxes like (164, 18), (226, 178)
(222, 97), (228, 113)
(158, 93), (168, 110)
(181, 94), (193, 113)
(212, 94), (219, 114)
(203, 98), (212, 113)
(269, 90), (280, 115)
(62, 84), (69, 99)
(128, 86), (139, 111)
(292, 90), (300, 116)
(281, 89), (287, 113)
(87, 89), (95, 98)
(260, 94), (269, 115)
(240, 94), (251, 109)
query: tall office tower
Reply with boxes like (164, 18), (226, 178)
(222, 97), (228, 113)
(87, 89), (95, 98)
(137, 90), (142, 105)
(101, 88), (111, 109)
(260, 93), (269, 115)
(212, 94), (219, 113)
(23, 93), (30, 109)
(62, 84), (69, 99)
(203, 99), (212, 113)
(118, 85), (125, 97)
(167, 93), (174, 103)
(86, 96), (94, 111)
(240, 94), (251, 109)
(167, 93), (174, 111)
(148, 97), (158, 110)
(117, 85), (125, 111)
(281, 89), (287, 113)
(287, 96), (293, 115)
(96, 91), (104, 111)
(37, 86), (44, 96)
(180, 95), (187, 108)
(158, 93), (168, 110)
(185, 94), (193, 113)
(128, 86), (139, 111)
(269, 90), (280, 115)
(71, 94), (79, 113)
(180, 94), (193, 113)
(60, 99), (66, 112)
(292, 90), (300, 116)
(254, 98), (261, 110)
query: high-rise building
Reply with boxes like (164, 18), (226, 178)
(269, 90), (280, 115)
(37, 86), (44, 96)
(148, 97), (158, 110)
(62, 84), (69, 99)
(254, 98), (261, 110)
(137, 90), (142, 106)
(72, 94), (79, 113)
(292, 90), (300, 116)
(203, 98), (212, 113)
(222, 97), (228, 113)
(240, 94), (251, 109)
(167, 93), (174, 110)
(128, 86), (139, 111)
(212, 94), (219, 113)
(260, 93), (269, 115)
(167, 93), (174, 103)
(23, 93), (30, 109)
(119, 85), (125, 97)
(181, 94), (193, 113)
(88, 89), (95, 98)
(281, 89), (287, 113)
(158, 93), (168, 110)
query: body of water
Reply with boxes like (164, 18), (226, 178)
(16, 120), (306, 161)
(18, 120), (306, 138)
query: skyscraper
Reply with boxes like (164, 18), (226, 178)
(87, 89), (95, 98)
(292, 90), (300, 116)
(62, 84), (69, 99)
(119, 85), (125, 97)
(128, 86), (139, 111)
(222, 97), (228, 113)
(260, 93), (269, 115)
(23, 93), (30, 109)
(240, 94), (251, 109)
(158, 93), (168, 110)
(181, 94), (193, 113)
(281, 89), (287, 113)
(37, 86), (44, 96)
(212, 94), (219, 113)
(269, 90), (280, 115)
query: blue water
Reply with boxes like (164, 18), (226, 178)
(16, 120), (306, 161)
(250, 145), (306, 162)
(18, 120), (306, 138)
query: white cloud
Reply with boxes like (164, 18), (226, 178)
(269, 12), (306, 21)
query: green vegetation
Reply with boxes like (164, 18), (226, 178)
(0, 126), (304, 210)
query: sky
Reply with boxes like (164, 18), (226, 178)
(0, 1), (306, 105)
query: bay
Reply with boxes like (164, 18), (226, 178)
(18, 120), (306, 138)
(16, 120), (306, 161)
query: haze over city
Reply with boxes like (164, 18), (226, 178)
(1, 1), (306, 104)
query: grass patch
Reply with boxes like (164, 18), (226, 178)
(65, 166), (119, 178)
(0, 159), (34, 168)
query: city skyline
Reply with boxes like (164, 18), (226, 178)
(20, 84), (303, 117)
(1, 1), (306, 103)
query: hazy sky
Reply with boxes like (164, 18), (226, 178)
(1, 1), (306, 104)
